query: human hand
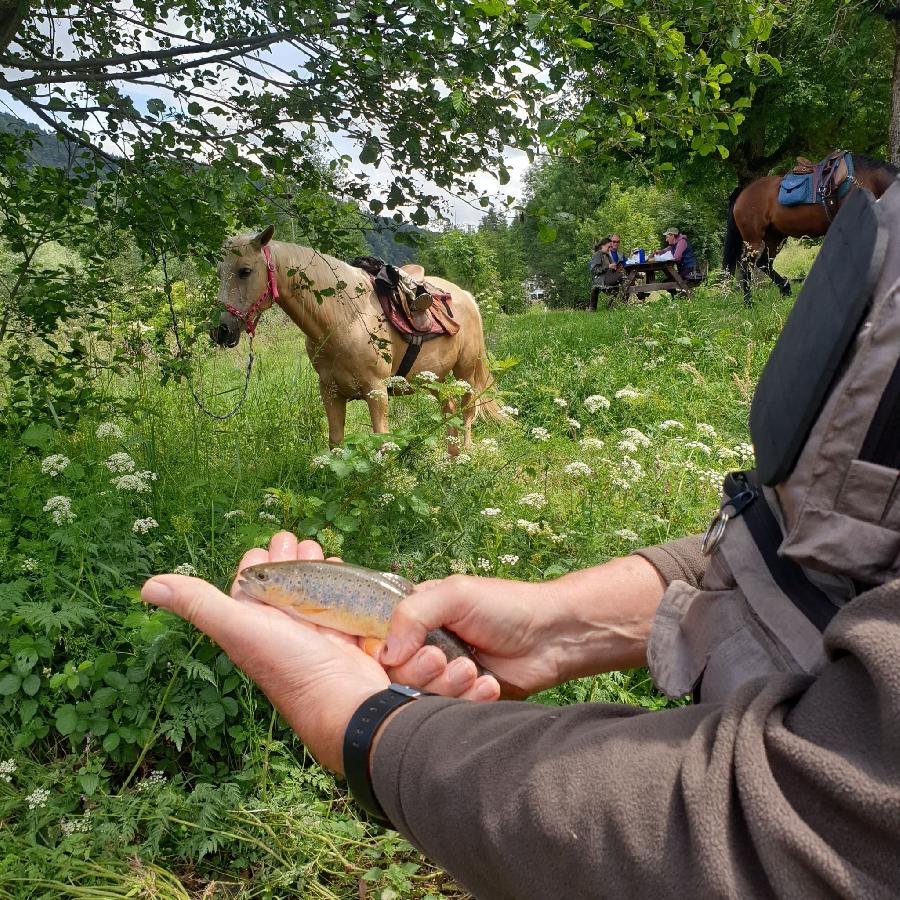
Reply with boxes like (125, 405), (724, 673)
(381, 575), (572, 699)
(141, 532), (389, 774)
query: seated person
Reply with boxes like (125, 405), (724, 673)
(653, 228), (702, 280)
(588, 238), (624, 310)
(608, 234), (626, 267)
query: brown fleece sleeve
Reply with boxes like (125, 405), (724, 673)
(371, 580), (900, 899)
(634, 533), (707, 588)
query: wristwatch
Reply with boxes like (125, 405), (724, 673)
(343, 684), (432, 826)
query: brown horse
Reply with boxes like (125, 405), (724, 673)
(723, 155), (898, 305)
(212, 225), (505, 447)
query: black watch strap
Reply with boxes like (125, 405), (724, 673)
(343, 684), (431, 826)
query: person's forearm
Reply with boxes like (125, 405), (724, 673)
(544, 554), (666, 681)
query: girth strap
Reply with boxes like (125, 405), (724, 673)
(394, 336), (423, 380)
(723, 472), (842, 632)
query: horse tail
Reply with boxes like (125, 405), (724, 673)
(472, 337), (508, 424)
(722, 186), (744, 275)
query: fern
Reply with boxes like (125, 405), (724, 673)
(16, 600), (95, 631)
(180, 658), (216, 686)
(0, 579), (28, 613)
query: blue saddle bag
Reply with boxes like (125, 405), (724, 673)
(778, 173), (813, 206)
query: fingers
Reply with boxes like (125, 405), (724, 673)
(385, 645), (500, 702)
(233, 548), (268, 596)
(381, 576), (474, 667)
(268, 532), (299, 561)
(143, 575), (246, 645)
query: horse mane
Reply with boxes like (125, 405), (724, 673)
(853, 154), (900, 176)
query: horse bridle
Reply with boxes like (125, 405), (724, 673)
(224, 244), (279, 336)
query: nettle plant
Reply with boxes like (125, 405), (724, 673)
(0, 420), (254, 789)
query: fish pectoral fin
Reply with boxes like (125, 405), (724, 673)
(297, 607), (329, 615)
(361, 636), (385, 658)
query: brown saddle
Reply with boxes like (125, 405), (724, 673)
(791, 150), (852, 203)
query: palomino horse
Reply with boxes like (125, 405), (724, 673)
(722, 155), (898, 305)
(212, 225), (505, 446)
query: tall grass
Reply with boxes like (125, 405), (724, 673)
(0, 280), (796, 896)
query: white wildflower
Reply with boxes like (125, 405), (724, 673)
(699, 470), (724, 491)
(386, 375), (409, 388)
(480, 507), (502, 517)
(674, 335), (692, 346)
(449, 559), (468, 574)
(263, 493), (280, 508)
(566, 418), (582, 430)
(41, 454), (69, 477)
(614, 387), (644, 401)
(717, 447), (739, 461)
(621, 456), (645, 482)
(173, 563), (198, 577)
(311, 453), (331, 469)
(95, 422), (124, 440)
(367, 388), (387, 399)
(415, 370), (439, 383)
(658, 420), (684, 431)
(104, 452), (135, 474)
(696, 423), (717, 437)
(500, 405), (519, 417)
(480, 438), (499, 452)
(518, 492), (546, 510)
(43, 495), (74, 526)
(643, 339), (659, 348)
(477, 558), (492, 571)
(579, 437), (605, 451)
(0, 759), (16, 782)
(25, 788), (50, 810)
(584, 394), (610, 413)
(132, 517), (159, 534)
(112, 473), (152, 493)
(499, 554), (520, 566)
(553, 398), (568, 408)
(516, 519), (541, 535)
(61, 813), (92, 835)
(530, 426), (550, 442)
(614, 528), (640, 543)
(548, 531), (568, 545)
(621, 427), (651, 447)
(618, 439), (639, 453)
(223, 509), (245, 520)
(377, 493), (395, 507)
(453, 453), (472, 465)
(453, 379), (472, 391)
(379, 441), (401, 453)
(20, 558), (39, 574)
(258, 512), (279, 524)
(735, 442), (755, 459)
(135, 770), (167, 792)
(331, 446), (349, 457)
(563, 461), (592, 477)
(683, 441), (712, 455)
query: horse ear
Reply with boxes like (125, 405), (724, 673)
(252, 224), (275, 248)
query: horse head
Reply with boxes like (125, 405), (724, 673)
(212, 224), (277, 348)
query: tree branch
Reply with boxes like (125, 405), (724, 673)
(0, 0), (29, 56)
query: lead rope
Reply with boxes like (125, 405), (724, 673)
(161, 250), (255, 422)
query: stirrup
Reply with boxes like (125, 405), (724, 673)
(409, 291), (434, 312)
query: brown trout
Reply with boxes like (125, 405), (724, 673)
(238, 559), (488, 673)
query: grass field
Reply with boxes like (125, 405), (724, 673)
(0, 277), (798, 897)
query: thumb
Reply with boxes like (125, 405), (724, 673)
(381, 576), (474, 667)
(142, 574), (245, 643)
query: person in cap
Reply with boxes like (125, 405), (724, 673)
(587, 237), (624, 310)
(654, 226), (700, 280)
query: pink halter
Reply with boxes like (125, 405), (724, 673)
(225, 244), (279, 337)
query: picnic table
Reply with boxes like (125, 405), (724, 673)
(606, 258), (697, 308)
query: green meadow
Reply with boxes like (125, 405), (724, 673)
(1, 278), (798, 897)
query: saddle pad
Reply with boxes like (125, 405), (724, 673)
(750, 187), (887, 484)
(376, 283), (459, 340)
(778, 173), (813, 206)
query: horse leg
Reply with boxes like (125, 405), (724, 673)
(757, 235), (791, 296)
(320, 383), (347, 447)
(365, 389), (389, 434)
(739, 244), (754, 308)
(442, 397), (460, 457)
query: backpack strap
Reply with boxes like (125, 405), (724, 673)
(722, 472), (842, 632)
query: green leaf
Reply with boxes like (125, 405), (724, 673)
(359, 139), (381, 165)
(79, 772), (100, 795)
(21, 423), (54, 449)
(21, 674), (40, 696)
(567, 37), (594, 50)
(0, 673), (21, 696)
(102, 733), (120, 752)
(55, 704), (78, 735)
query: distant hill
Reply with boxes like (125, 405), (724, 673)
(1, 113), (424, 261)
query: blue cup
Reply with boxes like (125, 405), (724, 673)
(638, 249), (646, 263)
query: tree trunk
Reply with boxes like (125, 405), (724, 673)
(0, 0), (29, 55)
(890, 15), (900, 166)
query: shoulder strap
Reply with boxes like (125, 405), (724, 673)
(722, 472), (842, 632)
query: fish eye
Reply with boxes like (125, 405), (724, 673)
(254, 571), (267, 580)
(237, 266), (252, 279)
